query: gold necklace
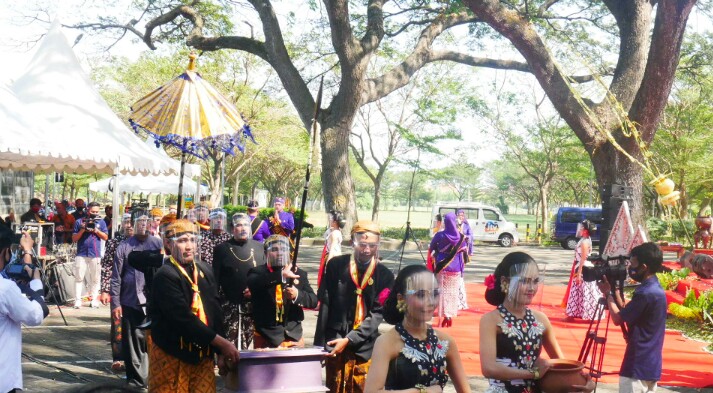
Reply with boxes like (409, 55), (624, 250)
(229, 245), (256, 267)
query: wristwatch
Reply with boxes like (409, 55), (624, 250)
(529, 367), (540, 380)
(414, 384), (427, 393)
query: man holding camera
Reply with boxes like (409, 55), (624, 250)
(72, 201), (108, 309)
(597, 242), (667, 393)
(0, 230), (49, 393)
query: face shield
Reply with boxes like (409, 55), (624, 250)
(353, 231), (380, 263)
(196, 206), (210, 223)
(121, 214), (134, 236)
(169, 222), (199, 264)
(265, 235), (291, 267)
(232, 213), (251, 241)
(403, 271), (439, 320)
(210, 209), (227, 232)
(184, 209), (197, 223)
(134, 215), (150, 237)
(503, 261), (542, 309)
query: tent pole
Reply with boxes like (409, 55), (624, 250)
(177, 151), (186, 219)
(44, 173), (50, 207)
(111, 168), (120, 237)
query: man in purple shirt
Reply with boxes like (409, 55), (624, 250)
(598, 242), (667, 393)
(110, 214), (163, 388)
(247, 200), (271, 242)
(268, 197), (295, 238)
(72, 201), (109, 309)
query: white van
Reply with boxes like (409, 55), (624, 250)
(430, 202), (519, 247)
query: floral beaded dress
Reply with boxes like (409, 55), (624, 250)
(384, 322), (450, 390)
(486, 304), (545, 393)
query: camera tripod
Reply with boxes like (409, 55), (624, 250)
(578, 284), (628, 391)
(28, 248), (68, 326)
(397, 167), (426, 271)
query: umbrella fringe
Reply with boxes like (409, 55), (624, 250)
(130, 120), (254, 159)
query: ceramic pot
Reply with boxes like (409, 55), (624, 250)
(537, 359), (587, 393)
(695, 216), (712, 231)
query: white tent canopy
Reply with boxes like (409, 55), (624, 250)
(3, 20), (199, 178)
(90, 175), (208, 195)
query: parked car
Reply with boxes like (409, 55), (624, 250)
(551, 207), (602, 250)
(430, 202), (519, 247)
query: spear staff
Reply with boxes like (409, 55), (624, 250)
(291, 77), (324, 274)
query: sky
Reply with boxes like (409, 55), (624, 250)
(2, 1), (711, 173)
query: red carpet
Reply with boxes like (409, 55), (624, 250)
(446, 283), (713, 388)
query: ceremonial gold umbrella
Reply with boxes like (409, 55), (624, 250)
(129, 53), (254, 217)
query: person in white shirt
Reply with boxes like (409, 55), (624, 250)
(0, 231), (48, 393)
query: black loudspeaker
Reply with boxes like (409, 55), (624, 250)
(48, 262), (77, 304)
(600, 184), (633, 254)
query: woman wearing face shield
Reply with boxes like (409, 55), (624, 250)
(198, 209), (231, 266)
(317, 210), (345, 287)
(480, 252), (594, 393)
(364, 265), (471, 393)
(248, 235), (317, 348)
(563, 220), (602, 321)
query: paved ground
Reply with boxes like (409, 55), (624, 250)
(21, 243), (705, 392)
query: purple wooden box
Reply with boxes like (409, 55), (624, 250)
(225, 347), (329, 393)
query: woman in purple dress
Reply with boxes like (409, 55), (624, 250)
(428, 212), (468, 327)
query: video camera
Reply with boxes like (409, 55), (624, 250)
(582, 252), (629, 284)
(85, 214), (102, 230)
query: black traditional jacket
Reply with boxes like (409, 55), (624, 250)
(314, 254), (395, 361)
(247, 265), (317, 347)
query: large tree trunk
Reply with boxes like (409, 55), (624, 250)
(591, 142), (645, 226)
(321, 122), (357, 233)
(539, 184), (549, 233)
(371, 180), (381, 222)
(231, 175), (240, 206)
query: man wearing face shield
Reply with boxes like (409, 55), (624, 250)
(248, 235), (317, 348)
(194, 202), (211, 232)
(149, 219), (238, 392)
(213, 213), (266, 349)
(99, 213), (133, 371)
(198, 209), (231, 265)
(315, 221), (395, 393)
(109, 214), (163, 388)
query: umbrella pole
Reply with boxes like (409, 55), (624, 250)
(177, 151), (186, 219)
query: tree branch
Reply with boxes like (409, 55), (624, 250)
(462, 0), (605, 151)
(629, 0), (697, 143)
(361, 11), (478, 104)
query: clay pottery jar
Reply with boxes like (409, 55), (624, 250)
(537, 359), (587, 393)
(695, 216), (712, 231)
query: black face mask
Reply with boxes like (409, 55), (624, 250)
(90, 213), (100, 219)
(628, 264), (647, 282)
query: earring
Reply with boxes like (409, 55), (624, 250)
(396, 299), (407, 313)
(501, 282), (508, 294)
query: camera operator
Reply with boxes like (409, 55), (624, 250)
(71, 201), (109, 309)
(0, 230), (49, 393)
(597, 242), (667, 393)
